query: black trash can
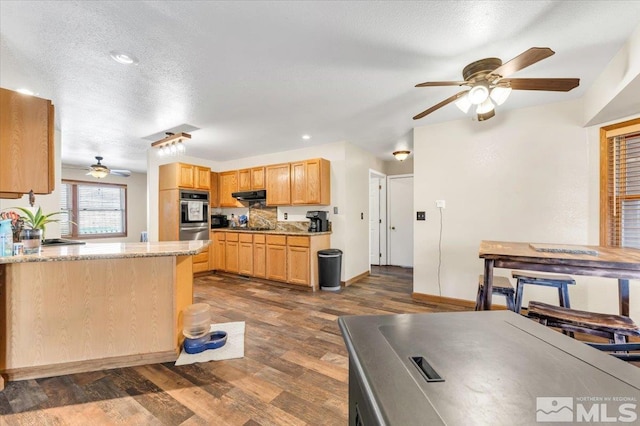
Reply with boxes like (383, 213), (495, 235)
(318, 249), (342, 291)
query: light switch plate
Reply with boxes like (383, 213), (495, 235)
(334, 207), (339, 214)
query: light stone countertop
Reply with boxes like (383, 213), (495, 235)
(211, 228), (332, 236)
(0, 240), (211, 264)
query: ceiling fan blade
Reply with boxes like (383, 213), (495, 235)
(501, 78), (580, 92)
(415, 81), (468, 88)
(110, 170), (131, 177)
(488, 47), (555, 79)
(413, 90), (469, 120)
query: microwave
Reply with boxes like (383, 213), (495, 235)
(211, 214), (229, 228)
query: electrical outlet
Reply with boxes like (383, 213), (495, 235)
(334, 207), (339, 214)
(284, 212), (288, 220)
(361, 212), (364, 220)
(436, 200), (446, 209)
(417, 211), (426, 221)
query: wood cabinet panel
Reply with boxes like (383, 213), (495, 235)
(266, 235), (286, 245)
(159, 162), (210, 190)
(238, 169), (251, 191)
(210, 172), (219, 207)
(158, 189), (180, 241)
(0, 88), (55, 196)
(239, 241), (253, 276)
(195, 166), (211, 190)
(291, 158), (330, 205)
(225, 240), (239, 273)
(251, 167), (265, 190)
(287, 236), (310, 248)
(253, 234), (266, 244)
(253, 242), (266, 278)
(193, 247), (209, 273)
(290, 162), (306, 205)
(219, 171), (241, 207)
(287, 245), (310, 286)
(214, 242), (226, 271)
(266, 163), (291, 205)
(266, 244), (287, 282)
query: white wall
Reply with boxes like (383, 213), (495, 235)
(61, 167), (148, 243)
(414, 99), (639, 320)
(146, 140), (383, 281)
(384, 157), (414, 175)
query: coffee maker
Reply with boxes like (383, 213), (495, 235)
(306, 210), (329, 232)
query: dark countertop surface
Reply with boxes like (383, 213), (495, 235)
(338, 311), (640, 425)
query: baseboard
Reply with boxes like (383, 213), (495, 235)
(3, 350), (178, 382)
(411, 292), (509, 310)
(342, 270), (370, 287)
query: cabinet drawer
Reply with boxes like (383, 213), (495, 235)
(213, 232), (225, 242)
(226, 232), (239, 242)
(193, 261), (209, 273)
(194, 251), (209, 263)
(239, 233), (253, 243)
(266, 235), (286, 245)
(253, 234), (266, 244)
(287, 236), (309, 247)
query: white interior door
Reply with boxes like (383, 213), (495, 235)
(370, 177), (381, 265)
(388, 175), (413, 267)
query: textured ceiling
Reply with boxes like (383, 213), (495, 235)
(1, 1), (639, 173)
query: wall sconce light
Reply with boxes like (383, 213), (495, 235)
(151, 132), (191, 156)
(393, 150), (411, 161)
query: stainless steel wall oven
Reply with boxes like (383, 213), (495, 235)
(179, 190), (209, 241)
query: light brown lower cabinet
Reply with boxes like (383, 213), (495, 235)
(193, 248), (209, 273)
(210, 231), (330, 289)
(225, 232), (239, 273)
(212, 232), (226, 271)
(266, 235), (287, 282)
(253, 234), (266, 278)
(287, 236), (310, 286)
(238, 233), (254, 276)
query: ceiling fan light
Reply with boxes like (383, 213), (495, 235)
(468, 84), (489, 105)
(490, 86), (512, 105)
(455, 94), (472, 113)
(90, 167), (109, 179)
(476, 98), (495, 115)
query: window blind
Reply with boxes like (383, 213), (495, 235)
(605, 131), (640, 248)
(59, 181), (126, 238)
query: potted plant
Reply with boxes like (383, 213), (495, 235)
(12, 207), (64, 254)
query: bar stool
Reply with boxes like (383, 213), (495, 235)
(527, 301), (640, 361)
(512, 272), (575, 314)
(475, 275), (515, 311)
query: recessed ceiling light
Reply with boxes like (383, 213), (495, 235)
(109, 50), (139, 65)
(16, 88), (35, 96)
(302, 135), (311, 140)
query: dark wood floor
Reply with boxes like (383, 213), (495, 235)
(1, 265), (456, 425)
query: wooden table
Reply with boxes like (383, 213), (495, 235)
(479, 240), (640, 316)
(339, 311), (640, 425)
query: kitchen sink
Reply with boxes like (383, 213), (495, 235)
(42, 238), (86, 246)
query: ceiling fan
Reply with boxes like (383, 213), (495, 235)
(413, 47), (580, 121)
(87, 156), (131, 178)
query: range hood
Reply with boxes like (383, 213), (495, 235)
(231, 190), (267, 201)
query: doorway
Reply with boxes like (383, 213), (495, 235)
(387, 174), (413, 267)
(369, 170), (386, 266)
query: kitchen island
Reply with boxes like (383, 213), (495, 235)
(0, 240), (209, 389)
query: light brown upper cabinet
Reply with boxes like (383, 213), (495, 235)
(159, 162), (210, 190)
(210, 171), (219, 207)
(266, 163), (291, 205)
(291, 158), (330, 205)
(238, 166), (265, 191)
(219, 170), (241, 207)
(195, 166), (211, 190)
(0, 88), (55, 198)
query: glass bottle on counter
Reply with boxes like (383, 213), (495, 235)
(230, 213), (236, 228)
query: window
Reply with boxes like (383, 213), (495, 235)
(600, 118), (640, 248)
(60, 180), (127, 238)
